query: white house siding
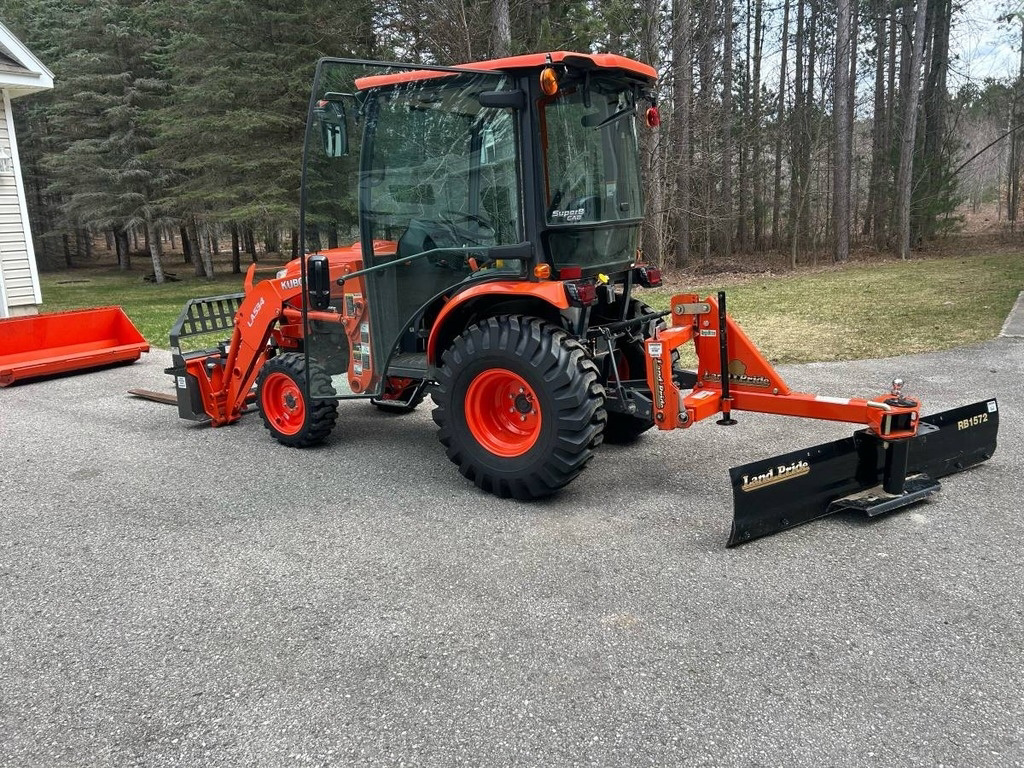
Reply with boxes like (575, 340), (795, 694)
(0, 89), (41, 317)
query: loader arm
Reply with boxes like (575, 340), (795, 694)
(170, 269), (311, 427)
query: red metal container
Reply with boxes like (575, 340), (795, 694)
(0, 306), (149, 386)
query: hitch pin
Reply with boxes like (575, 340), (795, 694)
(867, 401), (893, 412)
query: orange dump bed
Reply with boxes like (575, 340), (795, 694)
(0, 306), (149, 386)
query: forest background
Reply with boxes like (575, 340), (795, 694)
(2, 0), (1022, 283)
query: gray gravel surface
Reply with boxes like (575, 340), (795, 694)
(1, 339), (1022, 767)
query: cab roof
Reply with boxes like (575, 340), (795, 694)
(354, 51), (656, 91)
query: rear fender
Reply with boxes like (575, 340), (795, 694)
(426, 281), (569, 365)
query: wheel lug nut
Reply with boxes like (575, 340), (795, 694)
(520, 415), (526, 422)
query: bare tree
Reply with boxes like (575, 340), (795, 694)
(490, 0), (511, 58)
(671, 0), (693, 265)
(896, 0), (929, 260)
(833, 0), (853, 262)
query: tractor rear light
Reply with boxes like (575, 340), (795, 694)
(558, 266), (582, 279)
(646, 106), (661, 127)
(565, 280), (598, 306)
(634, 265), (662, 288)
(533, 264), (552, 279)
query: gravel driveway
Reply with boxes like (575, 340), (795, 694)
(1, 337), (1021, 767)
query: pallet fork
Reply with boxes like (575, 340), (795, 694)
(644, 292), (998, 545)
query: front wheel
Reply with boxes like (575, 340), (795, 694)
(432, 315), (606, 500)
(256, 353), (338, 447)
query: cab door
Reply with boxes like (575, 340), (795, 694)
(301, 59), (526, 400)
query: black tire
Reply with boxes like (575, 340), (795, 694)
(256, 353), (338, 447)
(602, 299), (671, 445)
(371, 377), (427, 414)
(432, 315), (606, 500)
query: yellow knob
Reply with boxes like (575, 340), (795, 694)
(597, 273), (610, 285)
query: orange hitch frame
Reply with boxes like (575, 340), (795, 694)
(645, 292), (922, 440)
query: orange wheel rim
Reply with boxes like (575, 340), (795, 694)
(465, 369), (542, 457)
(262, 372), (305, 435)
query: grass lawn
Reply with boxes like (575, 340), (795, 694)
(643, 249), (1024, 364)
(40, 265), (253, 347)
(36, 247), (1024, 363)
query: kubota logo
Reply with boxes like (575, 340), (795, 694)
(247, 297), (265, 327)
(280, 277), (301, 291)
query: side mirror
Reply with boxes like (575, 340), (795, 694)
(314, 96), (349, 157)
(307, 254), (331, 310)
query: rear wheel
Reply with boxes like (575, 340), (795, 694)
(256, 353), (338, 447)
(432, 315), (606, 499)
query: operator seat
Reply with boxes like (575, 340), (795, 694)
(395, 218), (471, 309)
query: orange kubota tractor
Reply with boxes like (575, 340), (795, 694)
(165, 54), (998, 545)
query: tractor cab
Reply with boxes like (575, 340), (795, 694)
(297, 55), (659, 407)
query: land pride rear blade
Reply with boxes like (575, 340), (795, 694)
(727, 399), (999, 547)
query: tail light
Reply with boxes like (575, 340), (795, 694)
(634, 265), (662, 288)
(564, 279), (598, 306)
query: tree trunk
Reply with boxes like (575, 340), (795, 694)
(896, 0), (929, 259)
(698, 0), (716, 264)
(735, 0), (751, 251)
(63, 233), (73, 268)
(231, 223), (241, 274)
(864, 0), (887, 239)
(180, 225), (193, 264)
(291, 228), (299, 260)
(919, 0), (951, 240)
(790, 0), (806, 265)
(720, 0), (734, 257)
(879, 5), (899, 247)
(189, 219), (204, 277)
(833, 0), (853, 262)
(638, 0), (665, 265)
(115, 227), (131, 271)
(147, 221), (165, 284)
(771, 0), (791, 250)
(198, 221), (215, 278)
(671, 0), (693, 266)
(750, 0), (764, 250)
(490, 0), (511, 57)
(245, 226), (258, 263)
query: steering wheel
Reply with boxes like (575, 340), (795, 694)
(439, 209), (497, 242)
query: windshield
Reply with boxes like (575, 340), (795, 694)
(541, 81), (643, 270)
